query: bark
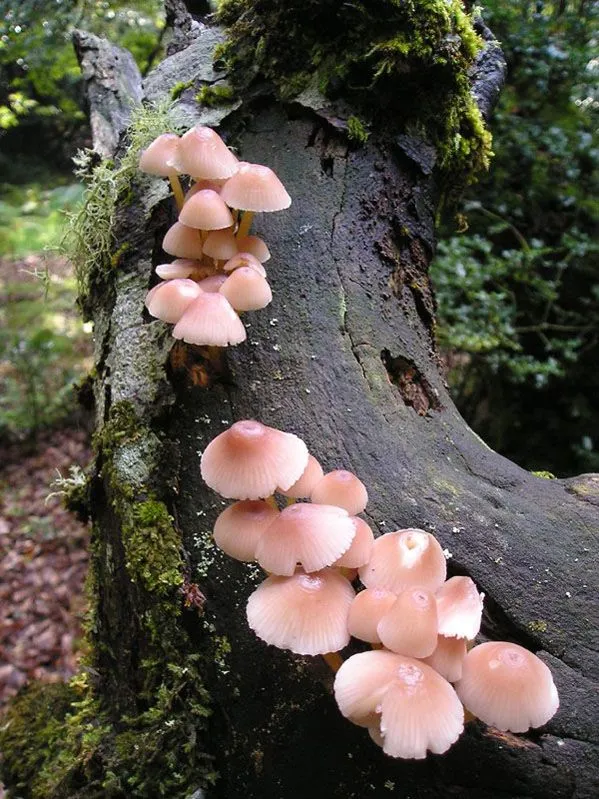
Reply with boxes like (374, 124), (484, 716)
(66, 7), (599, 799)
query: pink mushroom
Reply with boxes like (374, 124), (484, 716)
(213, 500), (279, 561)
(172, 292), (246, 347)
(359, 528), (447, 594)
(311, 470), (369, 515)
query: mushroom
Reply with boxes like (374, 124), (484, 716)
(172, 292), (246, 347)
(222, 252), (267, 278)
(359, 528), (447, 594)
(311, 470), (369, 515)
(144, 278), (202, 324)
(219, 267), (272, 311)
(155, 260), (204, 280)
(436, 576), (484, 640)
(179, 189), (234, 234)
(220, 161), (291, 240)
(138, 133), (185, 209)
(333, 517), (375, 568)
(334, 649), (401, 728)
(200, 420), (309, 500)
(422, 635), (468, 683)
(202, 228), (238, 265)
(246, 568), (354, 656)
(162, 222), (204, 260)
(277, 453), (324, 499)
(235, 234), (271, 263)
(171, 125), (239, 180)
(347, 588), (397, 644)
(197, 274), (228, 293)
(255, 503), (356, 576)
(376, 588), (438, 658)
(455, 641), (559, 732)
(213, 500), (279, 561)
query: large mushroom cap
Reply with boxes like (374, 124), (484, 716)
(455, 642), (559, 732)
(221, 162), (291, 212)
(139, 133), (180, 177)
(247, 568), (354, 655)
(172, 125), (239, 179)
(179, 189), (234, 230)
(145, 279), (202, 324)
(436, 576), (484, 640)
(172, 292), (246, 347)
(347, 588), (397, 644)
(378, 658), (464, 759)
(334, 649), (403, 728)
(311, 470), (369, 515)
(162, 222), (204, 260)
(200, 420), (309, 500)
(377, 588), (438, 658)
(255, 503), (356, 576)
(359, 528), (447, 594)
(213, 500), (279, 561)
(219, 267), (272, 311)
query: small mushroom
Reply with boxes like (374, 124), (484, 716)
(197, 274), (228, 293)
(172, 292), (246, 347)
(171, 125), (239, 180)
(219, 267), (272, 311)
(155, 259), (203, 280)
(202, 228), (238, 264)
(213, 500), (279, 561)
(311, 470), (369, 515)
(235, 234), (271, 263)
(359, 528), (447, 594)
(334, 649), (401, 728)
(179, 189), (234, 232)
(222, 252), (267, 278)
(138, 133), (185, 209)
(144, 278), (202, 324)
(333, 517), (375, 568)
(162, 222), (204, 260)
(435, 576), (484, 640)
(221, 161), (291, 239)
(422, 635), (468, 683)
(347, 587), (397, 644)
(277, 453), (324, 499)
(376, 588), (438, 658)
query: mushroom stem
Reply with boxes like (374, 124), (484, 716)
(285, 496), (296, 507)
(168, 174), (185, 211)
(265, 495), (279, 510)
(322, 652), (344, 672)
(236, 210), (254, 240)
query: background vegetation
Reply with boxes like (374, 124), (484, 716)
(0, 0), (596, 476)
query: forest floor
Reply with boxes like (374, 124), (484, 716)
(0, 426), (91, 709)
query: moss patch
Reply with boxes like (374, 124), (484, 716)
(531, 470), (557, 480)
(217, 0), (492, 195)
(171, 79), (194, 99)
(347, 115), (370, 144)
(196, 84), (237, 107)
(124, 500), (183, 594)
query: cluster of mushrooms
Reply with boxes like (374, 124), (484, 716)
(138, 126), (291, 347)
(201, 419), (560, 760)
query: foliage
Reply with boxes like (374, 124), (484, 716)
(431, 0), (599, 475)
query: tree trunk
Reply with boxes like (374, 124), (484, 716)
(3, 3), (598, 799)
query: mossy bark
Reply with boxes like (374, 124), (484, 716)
(2, 3), (598, 798)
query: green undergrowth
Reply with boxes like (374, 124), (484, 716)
(217, 0), (493, 193)
(0, 401), (217, 797)
(60, 100), (180, 317)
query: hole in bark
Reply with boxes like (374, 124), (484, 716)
(381, 349), (441, 416)
(320, 155), (334, 176)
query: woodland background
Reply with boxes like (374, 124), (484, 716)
(0, 0), (597, 728)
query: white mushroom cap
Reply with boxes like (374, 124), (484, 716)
(255, 503), (356, 576)
(197, 274), (228, 293)
(171, 125), (239, 179)
(455, 642), (559, 733)
(221, 162), (291, 212)
(436, 576), (484, 640)
(377, 588), (438, 658)
(162, 222), (204, 260)
(172, 292), (246, 347)
(213, 500), (279, 561)
(200, 420), (309, 500)
(139, 133), (180, 177)
(155, 261), (203, 280)
(247, 568), (354, 655)
(359, 528), (447, 594)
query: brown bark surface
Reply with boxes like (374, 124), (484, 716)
(76, 6), (599, 798)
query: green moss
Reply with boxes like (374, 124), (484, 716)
(109, 242), (130, 269)
(531, 470), (557, 480)
(124, 500), (183, 594)
(170, 80), (194, 99)
(217, 0), (492, 195)
(347, 115), (370, 144)
(195, 84), (236, 107)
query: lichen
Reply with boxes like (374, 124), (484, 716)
(195, 84), (236, 107)
(217, 0), (493, 195)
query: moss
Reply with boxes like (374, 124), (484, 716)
(109, 242), (130, 269)
(170, 80), (194, 99)
(123, 500), (183, 594)
(217, 0), (492, 196)
(527, 620), (548, 633)
(347, 115), (370, 144)
(531, 470), (557, 480)
(195, 84), (237, 107)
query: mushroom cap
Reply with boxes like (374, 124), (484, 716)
(378, 658), (464, 759)
(145, 279), (202, 324)
(334, 517), (375, 569)
(197, 274), (228, 293)
(179, 189), (234, 230)
(334, 649), (403, 728)
(171, 125), (239, 179)
(255, 503), (356, 576)
(172, 292), (246, 347)
(455, 642), (559, 733)
(213, 500), (279, 561)
(162, 222), (204, 260)
(236, 235), (271, 262)
(155, 261), (203, 280)
(185, 179), (227, 200)
(436, 576), (484, 640)
(347, 587), (397, 644)
(377, 588), (439, 658)
(139, 133), (180, 177)
(311, 470), (368, 515)
(203, 228), (238, 261)
(359, 528), (447, 594)
(219, 267), (272, 311)
(223, 252), (267, 277)
(422, 635), (467, 683)
(246, 568), (354, 655)
(220, 162), (291, 212)
(277, 454), (324, 498)
(200, 419), (309, 500)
